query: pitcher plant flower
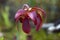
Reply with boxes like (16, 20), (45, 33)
(15, 4), (46, 34)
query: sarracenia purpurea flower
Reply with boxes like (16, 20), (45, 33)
(15, 4), (46, 34)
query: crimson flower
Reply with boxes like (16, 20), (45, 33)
(15, 4), (46, 34)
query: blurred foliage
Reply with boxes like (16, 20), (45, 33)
(28, 0), (37, 7)
(0, 36), (4, 40)
(0, 0), (60, 40)
(1, 6), (11, 27)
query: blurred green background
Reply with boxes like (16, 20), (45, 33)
(0, 0), (60, 40)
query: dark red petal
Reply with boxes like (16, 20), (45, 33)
(15, 9), (26, 22)
(32, 7), (46, 18)
(22, 18), (31, 34)
(36, 14), (43, 31)
(30, 7), (45, 31)
(28, 11), (37, 25)
(37, 8), (46, 18)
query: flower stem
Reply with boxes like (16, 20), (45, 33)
(27, 34), (32, 40)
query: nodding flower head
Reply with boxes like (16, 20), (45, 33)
(15, 4), (46, 34)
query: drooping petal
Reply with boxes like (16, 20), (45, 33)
(36, 14), (43, 31)
(32, 7), (46, 18)
(22, 18), (31, 34)
(28, 7), (45, 31)
(37, 8), (46, 18)
(28, 11), (37, 25)
(15, 9), (26, 22)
